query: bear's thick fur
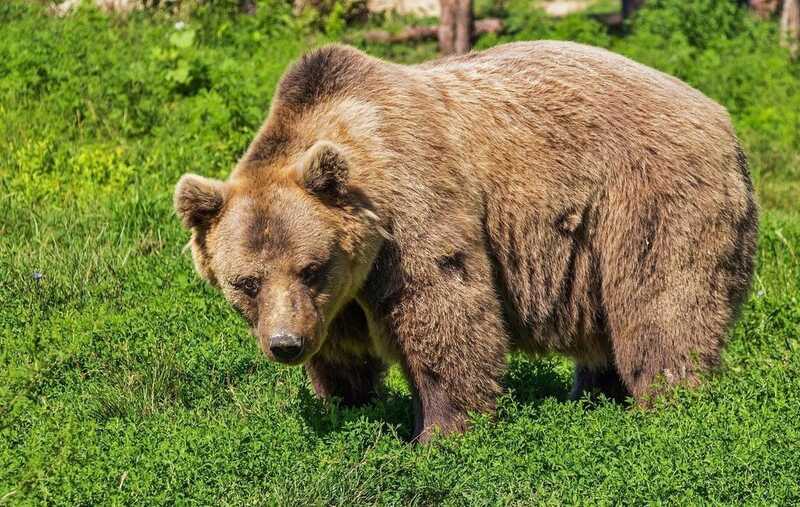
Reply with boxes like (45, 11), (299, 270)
(174, 42), (758, 441)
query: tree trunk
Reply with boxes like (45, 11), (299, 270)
(439, 0), (456, 55)
(454, 0), (473, 55)
(621, 0), (645, 19)
(749, 0), (781, 18)
(439, 0), (473, 55)
(782, 0), (800, 57)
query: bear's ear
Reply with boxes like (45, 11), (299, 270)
(296, 141), (349, 199)
(174, 174), (226, 229)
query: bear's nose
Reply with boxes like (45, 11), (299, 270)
(269, 334), (304, 363)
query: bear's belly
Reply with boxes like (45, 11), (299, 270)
(486, 204), (608, 363)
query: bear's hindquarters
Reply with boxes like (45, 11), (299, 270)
(599, 157), (758, 403)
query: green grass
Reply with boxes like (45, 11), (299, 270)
(1, 0), (799, 504)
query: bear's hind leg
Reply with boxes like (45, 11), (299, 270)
(603, 240), (734, 405)
(610, 322), (710, 405)
(604, 267), (727, 405)
(600, 177), (755, 405)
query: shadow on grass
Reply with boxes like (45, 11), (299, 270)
(298, 386), (418, 441)
(298, 355), (574, 440)
(504, 355), (573, 404)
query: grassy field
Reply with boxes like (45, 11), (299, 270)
(1, 0), (799, 504)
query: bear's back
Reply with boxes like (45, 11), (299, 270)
(414, 41), (733, 153)
(252, 42), (741, 198)
(416, 41), (725, 119)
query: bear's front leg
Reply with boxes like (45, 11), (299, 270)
(388, 249), (509, 442)
(306, 353), (385, 407)
(305, 301), (386, 407)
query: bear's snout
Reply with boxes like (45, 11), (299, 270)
(253, 279), (321, 364)
(268, 333), (305, 363)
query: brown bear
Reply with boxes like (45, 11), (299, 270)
(174, 41), (758, 442)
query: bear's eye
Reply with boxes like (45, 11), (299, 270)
(299, 262), (326, 287)
(232, 276), (260, 298)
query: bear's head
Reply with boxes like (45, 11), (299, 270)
(174, 141), (383, 365)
